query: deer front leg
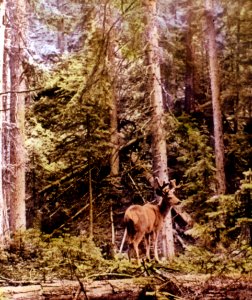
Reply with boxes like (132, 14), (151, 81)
(153, 231), (161, 263)
(133, 241), (141, 265)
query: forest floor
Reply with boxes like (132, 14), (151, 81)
(0, 272), (252, 299)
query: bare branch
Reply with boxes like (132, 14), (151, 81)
(0, 87), (43, 96)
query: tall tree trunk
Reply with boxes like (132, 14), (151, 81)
(108, 50), (120, 178)
(234, 0), (241, 133)
(107, 5), (120, 178)
(205, 0), (226, 194)
(2, 0), (11, 239)
(107, 4), (120, 248)
(184, 0), (194, 114)
(142, 0), (175, 260)
(2, 66), (11, 235)
(7, 0), (27, 231)
(0, 0), (9, 243)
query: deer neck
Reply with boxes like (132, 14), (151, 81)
(158, 197), (171, 217)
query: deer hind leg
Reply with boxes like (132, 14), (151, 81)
(127, 242), (131, 261)
(144, 233), (151, 261)
(132, 232), (145, 265)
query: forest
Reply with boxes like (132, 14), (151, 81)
(0, 0), (251, 299)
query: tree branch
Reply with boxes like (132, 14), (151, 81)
(0, 87), (43, 96)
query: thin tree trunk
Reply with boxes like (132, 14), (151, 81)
(205, 0), (226, 194)
(87, 114), (93, 239)
(142, 0), (174, 260)
(107, 4), (121, 251)
(110, 101), (119, 177)
(109, 67), (120, 177)
(234, 0), (241, 133)
(110, 205), (115, 245)
(107, 6), (120, 178)
(56, 0), (65, 53)
(88, 162), (93, 239)
(185, 0), (194, 114)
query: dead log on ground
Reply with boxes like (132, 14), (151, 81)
(0, 278), (154, 300)
(0, 274), (252, 300)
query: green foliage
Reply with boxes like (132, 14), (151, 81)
(27, 5), (115, 170)
(225, 133), (252, 192)
(165, 115), (216, 221)
(0, 230), (156, 282)
(176, 170), (252, 274)
(26, 14), (115, 231)
(189, 170), (252, 249)
(1, 230), (107, 281)
(172, 244), (252, 275)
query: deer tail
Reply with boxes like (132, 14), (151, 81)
(124, 214), (136, 242)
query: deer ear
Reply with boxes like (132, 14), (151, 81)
(155, 177), (162, 189)
(156, 188), (163, 196)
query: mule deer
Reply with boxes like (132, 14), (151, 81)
(124, 178), (180, 264)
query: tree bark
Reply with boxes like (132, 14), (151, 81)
(107, 5), (120, 178)
(184, 0), (195, 114)
(2, 0), (12, 240)
(205, 0), (226, 194)
(7, 0), (27, 231)
(109, 54), (120, 178)
(234, 0), (241, 133)
(0, 0), (9, 243)
(87, 114), (93, 239)
(106, 4), (122, 251)
(142, 0), (174, 260)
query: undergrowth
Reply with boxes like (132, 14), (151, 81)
(0, 229), (108, 282)
(171, 244), (252, 275)
(0, 229), (146, 283)
(1, 229), (251, 284)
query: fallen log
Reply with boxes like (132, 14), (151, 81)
(1, 274), (252, 300)
(0, 278), (154, 300)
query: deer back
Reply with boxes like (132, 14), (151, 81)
(143, 203), (164, 232)
(124, 204), (161, 238)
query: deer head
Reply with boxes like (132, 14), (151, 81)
(155, 177), (180, 207)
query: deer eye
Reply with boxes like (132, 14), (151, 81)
(163, 187), (170, 193)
